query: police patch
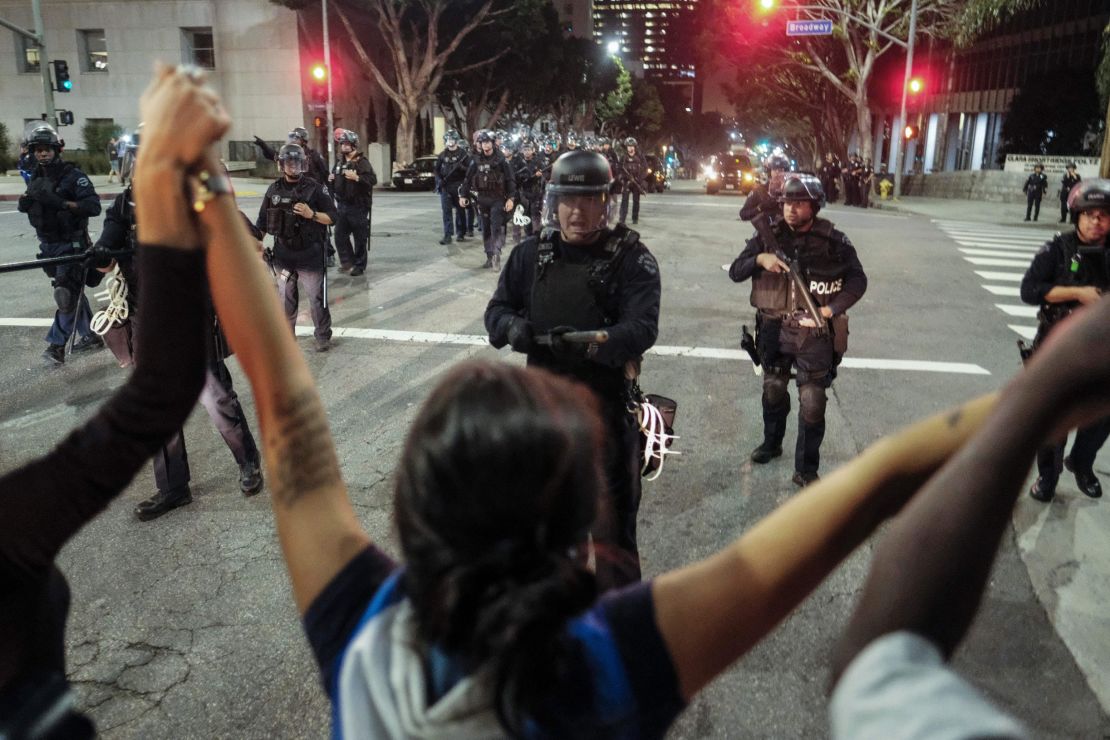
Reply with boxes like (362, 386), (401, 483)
(271, 194), (282, 205)
(77, 177), (91, 187)
(637, 251), (659, 277)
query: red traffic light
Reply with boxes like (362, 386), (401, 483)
(313, 116), (324, 128)
(903, 124), (920, 140)
(311, 63), (327, 82)
(908, 77), (925, 95)
(756, 0), (777, 11)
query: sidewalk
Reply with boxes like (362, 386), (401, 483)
(871, 194), (1067, 230)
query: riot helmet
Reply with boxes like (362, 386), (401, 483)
(288, 127), (310, 146)
(27, 123), (63, 163)
(1067, 179), (1110, 214)
(444, 129), (461, 148)
(624, 137), (638, 148)
(565, 131), (579, 148)
(278, 143), (307, 179)
(598, 136), (610, 149)
(766, 154), (790, 173)
(779, 173), (826, 214)
(337, 129), (359, 150)
(541, 150), (617, 242)
(475, 129), (494, 144)
(520, 138), (536, 155)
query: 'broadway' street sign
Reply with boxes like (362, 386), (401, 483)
(786, 19), (834, 36)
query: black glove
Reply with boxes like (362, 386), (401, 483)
(507, 317), (533, 353)
(29, 180), (65, 210)
(87, 245), (115, 269)
(548, 325), (588, 360)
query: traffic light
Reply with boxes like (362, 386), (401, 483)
(311, 63), (327, 83)
(52, 60), (72, 92)
(57, 110), (74, 126)
(313, 116), (324, 129)
(308, 63), (327, 104)
(908, 77), (925, 95)
(903, 124), (920, 140)
(756, 0), (777, 11)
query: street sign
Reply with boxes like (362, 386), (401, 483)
(307, 102), (326, 112)
(786, 19), (834, 36)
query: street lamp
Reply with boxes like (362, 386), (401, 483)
(607, 40), (620, 55)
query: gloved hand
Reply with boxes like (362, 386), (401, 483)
(87, 245), (116, 269)
(548, 325), (588, 360)
(507, 317), (533, 353)
(28, 180), (65, 210)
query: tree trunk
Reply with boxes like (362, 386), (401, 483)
(855, 100), (873, 161)
(1101, 93), (1110, 178)
(396, 107), (416, 167)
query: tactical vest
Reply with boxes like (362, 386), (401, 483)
(750, 218), (849, 314)
(473, 157), (506, 197)
(1038, 232), (1109, 327)
(529, 227), (640, 398)
(265, 178), (316, 250)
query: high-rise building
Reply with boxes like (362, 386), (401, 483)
(592, 1), (698, 84)
(555, 0), (594, 39)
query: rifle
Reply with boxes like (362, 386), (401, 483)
(752, 215), (827, 335)
(533, 329), (609, 346)
(0, 248), (133, 275)
(618, 158), (646, 195)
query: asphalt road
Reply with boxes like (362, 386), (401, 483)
(0, 183), (1106, 738)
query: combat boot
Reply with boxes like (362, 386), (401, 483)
(72, 334), (104, 352)
(1064, 455), (1102, 498)
(493, 254), (501, 271)
(792, 471), (820, 487)
(1028, 477), (1054, 502)
(42, 343), (65, 365)
(750, 444), (782, 464)
(482, 256), (493, 269)
(135, 486), (192, 521)
(439, 235), (452, 245)
(239, 459), (264, 496)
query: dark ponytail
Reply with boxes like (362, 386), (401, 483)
(394, 361), (605, 736)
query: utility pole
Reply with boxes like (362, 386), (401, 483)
(322, 0), (334, 169)
(892, 0), (918, 199)
(0, 0), (57, 126)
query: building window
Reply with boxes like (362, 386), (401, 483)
(182, 27), (216, 69)
(79, 29), (108, 72)
(16, 32), (40, 73)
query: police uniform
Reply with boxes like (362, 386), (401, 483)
(96, 189), (264, 516)
(511, 148), (545, 240)
(617, 148), (647, 225)
(1021, 228), (1109, 500)
(331, 150), (377, 274)
(485, 224), (661, 588)
(1059, 170), (1081, 224)
(17, 152), (103, 359)
(435, 145), (470, 241)
(461, 148), (517, 266)
(1023, 169), (1049, 221)
(256, 174), (338, 346)
(858, 161), (874, 208)
(730, 212), (867, 482)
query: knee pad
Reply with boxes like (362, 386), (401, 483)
(763, 375), (789, 407)
(52, 283), (76, 313)
(799, 384), (827, 426)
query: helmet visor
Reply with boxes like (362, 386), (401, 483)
(541, 191), (616, 240)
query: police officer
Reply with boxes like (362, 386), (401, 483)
(435, 129), (470, 245)
(1023, 163), (1049, 221)
(600, 136), (619, 176)
(740, 154), (790, 223)
(819, 152), (840, 203)
(287, 126), (330, 183)
(17, 123), (104, 365)
(841, 153), (860, 207)
(858, 157), (874, 208)
(329, 130), (377, 276)
(1059, 162), (1081, 224)
(565, 130), (580, 151)
(257, 143), (337, 352)
(459, 130), (517, 270)
(729, 174), (867, 486)
(511, 137), (545, 241)
(485, 149), (661, 588)
(617, 137), (647, 225)
(93, 168), (265, 519)
(1022, 179), (1110, 502)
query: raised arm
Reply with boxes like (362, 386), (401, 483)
(653, 390), (1000, 701)
(197, 155), (369, 615)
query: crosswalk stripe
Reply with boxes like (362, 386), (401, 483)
(996, 304), (1039, 318)
(975, 271), (1024, 282)
(982, 284), (1021, 297)
(943, 235), (1045, 246)
(959, 248), (1036, 259)
(948, 239), (1041, 249)
(1009, 325), (1037, 340)
(964, 257), (1032, 267)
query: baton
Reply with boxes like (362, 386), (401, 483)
(0, 248), (135, 275)
(533, 330), (609, 346)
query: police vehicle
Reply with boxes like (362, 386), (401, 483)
(705, 152), (758, 195)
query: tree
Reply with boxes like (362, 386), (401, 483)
(0, 122), (11, 171)
(999, 70), (1103, 158)
(704, 0), (957, 160)
(273, 0), (510, 164)
(595, 58), (633, 133)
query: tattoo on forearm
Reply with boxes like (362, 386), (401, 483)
(946, 409), (963, 429)
(265, 387), (343, 507)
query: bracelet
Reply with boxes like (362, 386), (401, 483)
(190, 170), (233, 213)
(309, 209), (316, 220)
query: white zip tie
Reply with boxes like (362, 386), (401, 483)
(638, 399), (680, 481)
(512, 204), (531, 227)
(90, 265), (129, 336)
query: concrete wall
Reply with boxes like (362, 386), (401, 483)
(901, 170), (1040, 204)
(0, 0), (300, 158)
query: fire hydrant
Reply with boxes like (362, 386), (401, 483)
(879, 179), (894, 200)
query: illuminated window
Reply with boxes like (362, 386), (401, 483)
(78, 29), (108, 72)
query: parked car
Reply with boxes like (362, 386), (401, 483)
(392, 155), (437, 191)
(705, 152), (758, 195)
(644, 155), (668, 192)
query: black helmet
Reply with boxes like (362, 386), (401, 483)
(27, 123), (62, 151)
(779, 173), (826, 212)
(475, 130), (494, 144)
(444, 129), (461, 144)
(520, 137), (536, 151)
(337, 129), (359, 147)
(547, 151), (613, 195)
(288, 127), (309, 144)
(1066, 161), (1078, 170)
(278, 143), (307, 177)
(624, 137), (638, 148)
(1067, 179), (1110, 214)
(766, 154), (790, 172)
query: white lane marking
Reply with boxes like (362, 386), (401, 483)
(1009, 325), (1037, 340)
(959, 248), (1036, 259)
(939, 229), (1046, 240)
(996, 304), (1039, 318)
(0, 318), (52, 326)
(975, 270), (1024, 282)
(982, 284), (1021, 297)
(952, 241), (1040, 251)
(964, 257), (1032, 267)
(0, 210), (23, 216)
